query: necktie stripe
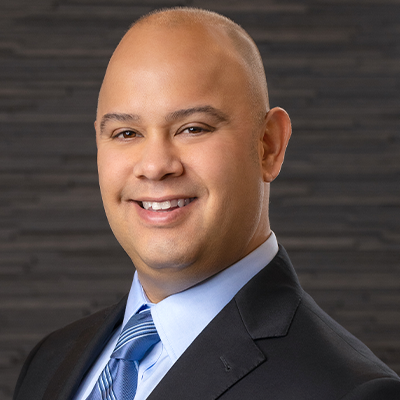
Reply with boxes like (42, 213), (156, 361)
(115, 328), (157, 350)
(120, 320), (155, 333)
(116, 324), (155, 345)
(114, 332), (158, 353)
(116, 322), (156, 345)
(98, 365), (116, 400)
(105, 365), (116, 400)
(98, 371), (107, 398)
(97, 373), (108, 400)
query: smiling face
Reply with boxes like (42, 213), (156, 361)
(96, 17), (289, 302)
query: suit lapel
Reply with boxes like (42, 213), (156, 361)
(43, 295), (127, 400)
(148, 299), (265, 400)
(149, 246), (303, 400)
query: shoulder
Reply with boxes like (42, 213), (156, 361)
(339, 378), (400, 400)
(260, 291), (400, 399)
(13, 296), (127, 400)
(297, 292), (396, 380)
(21, 297), (125, 368)
(231, 247), (400, 399)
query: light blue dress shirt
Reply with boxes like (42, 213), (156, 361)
(73, 232), (278, 400)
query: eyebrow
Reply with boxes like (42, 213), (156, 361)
(165, 106), (229, 124)
(99, 106), (229, 135)
(100, 113), (140, 134)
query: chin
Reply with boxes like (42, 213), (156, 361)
(132, 241), (200, 272)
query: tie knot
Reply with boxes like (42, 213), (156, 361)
(111, 309), (160, 362)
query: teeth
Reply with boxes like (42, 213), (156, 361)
(142, 198), (192, 211)
(161, 201), (170, 210)
(152, 202), (162, 210)
(142, 201), (152, 210)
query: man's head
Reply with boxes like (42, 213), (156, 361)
(95, 7), (291, 302)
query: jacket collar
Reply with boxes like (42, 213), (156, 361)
(235, 245), (303, 339)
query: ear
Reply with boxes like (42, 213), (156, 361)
(260, 107), (292, 183)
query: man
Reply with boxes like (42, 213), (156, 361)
(14, 7), (400, 400)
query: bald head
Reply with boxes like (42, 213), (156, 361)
(99, 7), (269, 122)
(95, 7), (291, 301)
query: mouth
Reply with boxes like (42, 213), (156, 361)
(137, 198), (196, 212)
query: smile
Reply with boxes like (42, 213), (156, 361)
(140, 198), (195, 211)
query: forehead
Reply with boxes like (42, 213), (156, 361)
(97, 23), (252, 115)
(114, 22), (234, 64)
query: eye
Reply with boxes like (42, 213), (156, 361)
(179, 125), (213, 136)
(114, 130), (141, 139)
(187, 127), (205, 134)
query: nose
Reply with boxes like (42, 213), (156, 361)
(133, 136), (184, 181)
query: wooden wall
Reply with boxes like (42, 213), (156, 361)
(1, 0), (399, 398)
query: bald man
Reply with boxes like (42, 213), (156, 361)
(14, 8), (400, 400)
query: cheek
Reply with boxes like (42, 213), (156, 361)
(186, 136), (258, 200)
(185, 140), (232, 187)
(97, 146), (129, 200)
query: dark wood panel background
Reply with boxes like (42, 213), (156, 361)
(1, 0), (399, 398)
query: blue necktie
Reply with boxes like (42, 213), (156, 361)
(86, 308), (160, 400)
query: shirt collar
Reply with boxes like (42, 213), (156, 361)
(123, 232), (278, 362)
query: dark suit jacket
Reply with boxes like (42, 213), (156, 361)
(14, 246), (400, 400)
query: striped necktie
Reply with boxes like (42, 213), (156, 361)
(86, 308), (160, 400)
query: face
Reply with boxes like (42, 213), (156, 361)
(96, 24), (272, 301)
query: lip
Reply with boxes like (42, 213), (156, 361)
(134, 196), (193, 203)
(128, 197), (197, 226)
